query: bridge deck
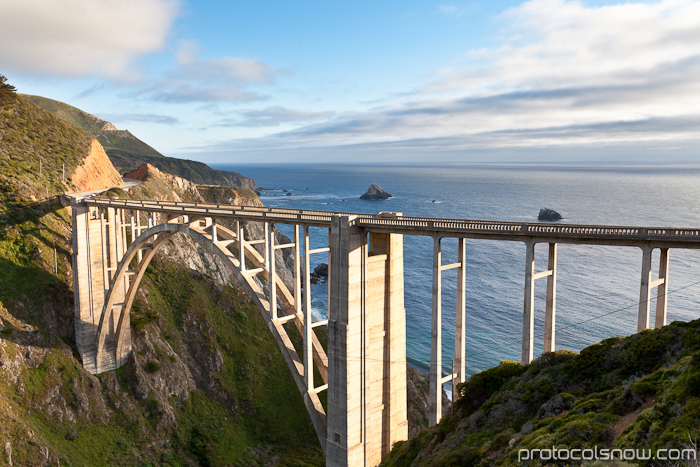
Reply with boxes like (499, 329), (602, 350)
(87, 197), (700, 248)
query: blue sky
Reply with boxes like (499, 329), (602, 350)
(2, 0), (700, 164)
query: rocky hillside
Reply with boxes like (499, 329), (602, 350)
(21, 94), (257, 190)
(1, 86), (122, 199)
(383, 319), (700, 466)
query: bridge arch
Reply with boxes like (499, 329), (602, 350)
(92, 219), (330, 447)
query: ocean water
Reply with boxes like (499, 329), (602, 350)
(212, 163), (700, 379)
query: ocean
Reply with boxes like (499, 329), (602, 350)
(212, 163), (700, 383)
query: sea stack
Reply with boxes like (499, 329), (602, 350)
(538, 208), (562, 221)
(360, 183), (392, 200)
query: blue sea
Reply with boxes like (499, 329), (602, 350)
(213, 163), (700, 384)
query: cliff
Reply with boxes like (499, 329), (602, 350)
(69, 140), (124, 193)
(0, 92), (121, 199)
(21, 94), (257, 190)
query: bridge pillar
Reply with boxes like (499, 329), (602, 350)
(327, 215), (407, 467)
(543, 243), (558, 354)
(638, 245), (653, 332)
(71, 199), (131, 374)
(655, 248), (670, 328)
(522, 240), (536, 365)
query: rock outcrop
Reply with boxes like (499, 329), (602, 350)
(360, 183), (392, 200)
(538, 207), (562, 221)
(69, 140), (124, 193)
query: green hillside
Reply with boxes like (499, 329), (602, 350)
(1, 85), (95, 199)
(22, 94), (257, 189)
(383, 319), (700, 466)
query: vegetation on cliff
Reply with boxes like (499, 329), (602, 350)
(383, 319), (700, 466)
(0, 87), (115, 199)
(21, 94), (257, 190)
(0, 74), (17, 107)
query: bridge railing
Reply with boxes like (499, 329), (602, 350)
(87, 196), (700, 243)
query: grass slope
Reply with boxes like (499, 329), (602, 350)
(383, 321), (700, 466)
(22, 94), (256, 189)
(1, 93), (94, 198)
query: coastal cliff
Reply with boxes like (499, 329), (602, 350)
(69, 140), (123, 193)
(21, 94), (258, 191)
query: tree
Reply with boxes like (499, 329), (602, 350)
(0, 74), (17, 107)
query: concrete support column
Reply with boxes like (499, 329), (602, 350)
(130, 211), (136, 243)
(429, 236), (442, 426)
(264, 221), (270, 270)
(211, 219), (218, 242)
(453, 238), (467, 400)
(136, 211), (143, 263)
(327, 215), (364, 466)
(72, 200), (97, 372)
(327, 216), (407, 466)
(294, 225), (302, 315)
(522, 240), (535, 365)
(655, 248), (670, 329)
(543, 243), (558, 354)
(268, 222), (278, 319)
(328, 229), (332, 318)
(238, 221), (246, 271)
(638, 245), (653, 332)
(303, 225), (313, 392)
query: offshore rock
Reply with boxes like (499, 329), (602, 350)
(314, 263), (328, 277)
(538, 207), (562, 221)
(360, 183), (392, 200)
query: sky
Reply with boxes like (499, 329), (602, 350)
(2, 0), (700, 164)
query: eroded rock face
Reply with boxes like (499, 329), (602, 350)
(69, 140), (123, 193)
(538, 207), (562, 221)
(360, 183), (392, 200)
(406, 365), (452, 438)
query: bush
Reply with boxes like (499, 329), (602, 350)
(145, 359), (161, 373)
(0, 74), (17, 107)
(456, 360), (526, 414)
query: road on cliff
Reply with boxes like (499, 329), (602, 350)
(68, 177), (141, 200)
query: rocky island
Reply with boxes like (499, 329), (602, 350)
(360, 183), (392, 200)
(538, 207), (562, 221)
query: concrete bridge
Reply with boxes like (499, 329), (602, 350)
(71, 197), (700, 466)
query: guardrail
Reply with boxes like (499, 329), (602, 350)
(85, 197), (700, 244)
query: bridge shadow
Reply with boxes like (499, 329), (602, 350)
(0, 190), (76, 359)
(0, 197), (73, 259)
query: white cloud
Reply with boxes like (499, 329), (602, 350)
(174, 40), (279, 85)
(230, 0), (700, 158)
(0, 0), (179, 80)
(427, 0), (700, 98)
(438, 5), (464, 16)
(136, 40), (286, 103)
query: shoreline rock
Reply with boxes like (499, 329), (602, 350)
(360, 183), (392, 200)
(538, 208), (562, 221)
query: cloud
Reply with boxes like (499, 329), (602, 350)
(0, 0), (179, 80)
(138, 40), (287, 103)
(101, 113), (180, 125)
(175, 40), (280, 85)
(425, 0), (700, 96)
(214, 106), (335, 127)
(438, 5), (465, 16)
(148, 85), (267, 103)
(437, 3), (480, 18)
(213, 0), (700, 159)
